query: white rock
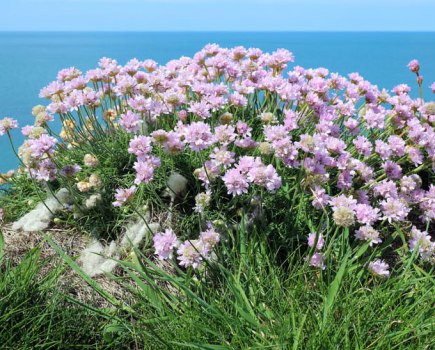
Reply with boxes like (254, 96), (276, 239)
(78, 239), (119, 277)
(120, 219), (160, 249)
(79, 218), (160, 277)
(12, 188), (71, 232)
(166, 172), (188, 200)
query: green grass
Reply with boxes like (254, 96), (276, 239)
(45, 226), (435, 350)
(0, 231), (130, 349)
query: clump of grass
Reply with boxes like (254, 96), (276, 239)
(0, 231), (131, 349)
(48, 222), (435, 349)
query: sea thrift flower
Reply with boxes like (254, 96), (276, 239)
(368, 259), (390, 278)
(210, 147), (235, 168)
(177, 240), (204, 268)
(381, 198), (410, 222)
(407, 59), (420, 73)
(388, 136), (406, 157)
(247, 163), (282, 192)
(355, 204), (380, 225)
(222, 168), (249, 196)
(84, 194), (101, 209)
(355, 225), (382, 246)
(77, 181), (92, 193)
(311, 186), (330, 210)
(118, 111), (143, 133)
(194, 190), (212, 213)
(259, 112), (277, 124)
(60, 164), (81, 177)
(133, 158), (160, 184)
(375, 140), (392, 160)
(0, 208), (3, 221)
(308, 232), (324, 250)
(128, 135), (153, 160)
(199, 223), (220, 252)
(83, 154), (99, 167)
(28, 134), (58, 157)
(89, 174), (102, 188)
(333, 207), (355, 227)
(382, 161), (402, 180)
(28, 159), (57, 182)
(307, 252), (326, 270)
(0, 117), (19, 136)
(153, 229), (179, 260)
(31, 105), (46, 116)
(184, 121), (214, 151)
(353, 136), (372, 157)
(431, 82), (435, 93)
(113, 185), (136, 207)
(408, 226), (435, 261)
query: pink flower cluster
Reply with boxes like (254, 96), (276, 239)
(153, 223), (220, 269)
(3, 45), (435, 269)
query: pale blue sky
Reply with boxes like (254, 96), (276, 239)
(1, 0), (435, 31)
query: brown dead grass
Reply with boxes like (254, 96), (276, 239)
(1, 223), (136, 308)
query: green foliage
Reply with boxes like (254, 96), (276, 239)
(0, 174), (45, 222)
(0, 235), (126, 349)
(47, 226), (435, 349)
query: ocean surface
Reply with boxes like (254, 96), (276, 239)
(1, 32), (435, 172)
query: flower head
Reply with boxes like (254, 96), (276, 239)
(153, 229), (179, 260)
(113, 186), (136, 207)
(368, 259), (390, 278)
(0, 117), (19, 136)
(308, 232), (324, 250)
(407, 59), (420, 73)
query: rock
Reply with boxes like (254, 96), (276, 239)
(12, 188), (71, 232)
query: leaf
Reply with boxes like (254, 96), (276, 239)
(322, 252), (349, 326)
(0, 229), (4, 260)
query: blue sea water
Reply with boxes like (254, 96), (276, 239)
(1, 31), (435, 172)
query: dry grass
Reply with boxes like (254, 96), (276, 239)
(1, 223), (136, 308)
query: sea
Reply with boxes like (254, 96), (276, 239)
(1, 32), (435, 172)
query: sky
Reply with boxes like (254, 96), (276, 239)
(1, 0), (435, 31)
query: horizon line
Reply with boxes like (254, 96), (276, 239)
(1, 30), (435, 33)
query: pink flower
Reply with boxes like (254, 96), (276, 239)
(355, 225), (382, 246)
(119, 111), (143, 133)
(222, 168), (249, 196)
(184, 121), (214, 151)
(0, 208), (4, 221)
(210, 147), (235, 168)
(128, 135), (153, 160)
(407, 59), (420, 73)
(353, 136), (372, 157)
(199, 223), (220, 252)
(368, 259), (390, 278)
(311, 186), (330, 210)
(246, 163), (282, 192)
(408, 226), (435, 261)
(308, 232), (324, 250)
(153, 229), (179, 260)
(0, 117), (19, 136)
(133, 157), (160, 184)
(28, 134), (58, 157)
(431, 82), (435, 93)
(113, 186), (136, 207)
(355, 204), (380, 225)
(308, 252), (326, 270)
(382, 161), (402, 180)
(381, 198), (410, 223)
(388, 136), (406, 157)
(177, 240), (204, 268)
(29, 159), (57, 182)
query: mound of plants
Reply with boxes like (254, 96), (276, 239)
(1, 44), (435, 278)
